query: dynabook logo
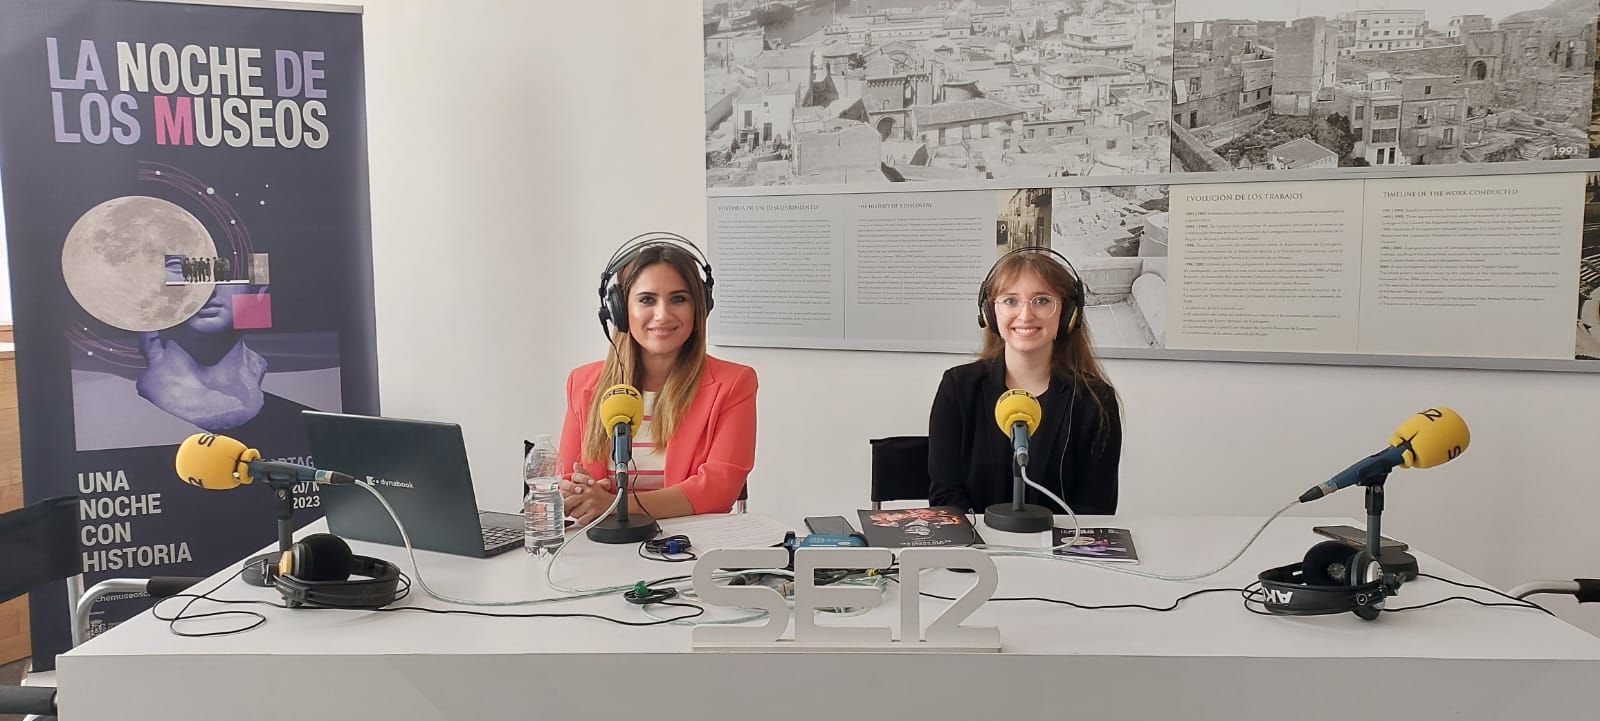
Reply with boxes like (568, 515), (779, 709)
(364, 476), (415, 490)
(1265, 589), (1296, 605)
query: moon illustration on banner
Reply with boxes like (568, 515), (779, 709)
(61, 196), (218, 332)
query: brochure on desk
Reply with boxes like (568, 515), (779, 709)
(856, 507), (982, 548)
(1053, 527), (1139, 564)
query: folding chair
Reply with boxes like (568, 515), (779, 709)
(869, 436), (931, 510)
(0, 496), (200, 720)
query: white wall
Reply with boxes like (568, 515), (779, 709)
(348, 1), (1600, 634)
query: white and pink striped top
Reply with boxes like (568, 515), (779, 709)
(627, 391), (667, 490)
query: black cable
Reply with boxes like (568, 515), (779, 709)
(887, 574), (1244, 612)
(157, 592), (703, 628)
(1383, 595), (1555, 614)
(151, 566), (267, 637)
(370, 600), (703, 625)
(1392, 573), (1555, 616)
(154, 566), (702, 636)
(1239, 577), (1556, 616)
(1238, 582), (1281, 616)
(639, 534), (697, 563)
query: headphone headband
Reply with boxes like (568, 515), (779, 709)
(1256, 542), (1392, 620)
(602, 232), (713, 279)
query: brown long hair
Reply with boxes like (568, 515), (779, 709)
(978, 251), (1118, 441)
(581, 245), (710, 463)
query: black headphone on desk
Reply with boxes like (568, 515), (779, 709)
(977, 246), (1086, 337)
(597, 232), (716, 339)
(1257, 541), (1397, 621)
(268, 533), (404, 609)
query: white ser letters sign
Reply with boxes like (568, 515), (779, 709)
(690, 547), (1000, 652)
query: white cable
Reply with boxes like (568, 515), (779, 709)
(542, 485), (630, 594)
(975, 499), (1300, 582)
(350, 480), (819, 625)
(641, 572), (889, 625)
(353, 480), (638, 605)
(1019, 466), (1080, 547)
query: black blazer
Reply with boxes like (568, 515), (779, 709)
(927, 358), (1121, 515)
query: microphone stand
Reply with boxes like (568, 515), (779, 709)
(1357, 474), (1417, 594)
(587, 421), (659, 544)
(242, 473), (299, 587)
(983, 423), (1053, 533)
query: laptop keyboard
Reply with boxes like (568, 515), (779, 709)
(481, 524), (523, 549)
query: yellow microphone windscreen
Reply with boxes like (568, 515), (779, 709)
(175, 433), (258, 490)
(1389, 407), (1469, 469)
(994, 389), (1042, 436)
(598, 384), (644, 438)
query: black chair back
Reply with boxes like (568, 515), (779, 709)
(869, 436), (931, 510)
(0, 496), (80, 604)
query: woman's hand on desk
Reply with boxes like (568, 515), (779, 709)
(562, 463), (617, 525)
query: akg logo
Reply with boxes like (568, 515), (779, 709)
(1265, 589), (1296, 605)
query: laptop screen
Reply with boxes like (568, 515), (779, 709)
(302, 411), (494, 557)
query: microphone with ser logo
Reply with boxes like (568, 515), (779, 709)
(176, 432), (355, 490)
(1298, 406), (1469, 503)
(174, 432), (355, 585)
(586, 384), (660, 544)
(1259, 407), (1471, 618)
(983, 389), (1054, 533)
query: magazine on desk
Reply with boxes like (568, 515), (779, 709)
(856, 507), (983, 548)
(1052, 527), (1139, 563)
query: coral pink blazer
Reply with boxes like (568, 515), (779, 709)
(557, 356), (757, 514)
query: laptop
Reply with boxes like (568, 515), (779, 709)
(302, 411), (525, 557)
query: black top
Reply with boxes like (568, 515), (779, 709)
(927, 358), (1121, 515)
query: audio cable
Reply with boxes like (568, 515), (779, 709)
(976, 498), (1300, 583)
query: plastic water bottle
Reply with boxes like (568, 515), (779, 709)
(523, 434), (563, 556)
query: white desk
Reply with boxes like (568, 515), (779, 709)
(58, 515), (1600, 720)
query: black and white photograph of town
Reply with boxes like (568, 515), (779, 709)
(704, 0), (1175, 188)
(1172, 0), (1596, 172)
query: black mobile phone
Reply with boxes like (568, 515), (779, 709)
(1313, 525), (1408, 552)
(804, 515), (858, 536)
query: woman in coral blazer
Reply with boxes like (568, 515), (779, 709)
(557, 238), (757, 524)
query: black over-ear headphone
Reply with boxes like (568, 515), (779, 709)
(977, 246), (1085, 337)
(597, 232), (715, 339)
(1257, 541), (1396, 621)
(271, 533), (403, 609)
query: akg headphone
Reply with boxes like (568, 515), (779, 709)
(597, 232), (715, 339)
(1257, 541), (1397, 621)
(270, 533), (403, 610)
(977, 246), (1086, 337)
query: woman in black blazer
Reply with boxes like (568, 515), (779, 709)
(928, 248), (1122, 515)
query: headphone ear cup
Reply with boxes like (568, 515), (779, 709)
(604, 284), (628, 335)
(294, 533), (354, 582)
(1062, 302), (1080, 335)
(1301, 541), (1357, 587)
